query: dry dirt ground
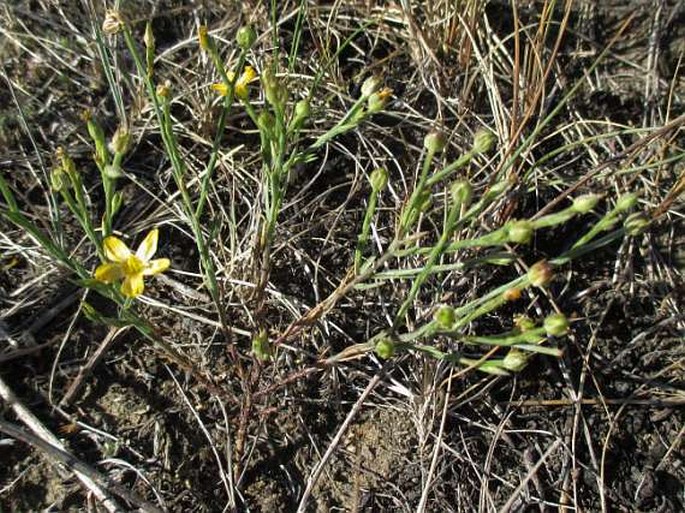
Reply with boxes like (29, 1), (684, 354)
(1, 1), (684, 512)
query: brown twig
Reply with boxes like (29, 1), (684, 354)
(0, 418), (164, 513)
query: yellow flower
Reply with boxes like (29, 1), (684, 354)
(212, 65), (257, 100)
(94, 228), (170, 298)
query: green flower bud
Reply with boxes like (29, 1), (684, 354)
(56, 147), (76, 177)
(450, 180), (473, 207)
(85, 114), (108, 164)
(514, 315), (536, 332)
(502, 349), (528, 372)
(434, 305), (456, 330)
(257, 110), (276, 137)
(294, 99), (310, 120)
(507, 220), (534, 244)
(361, 75), (382, 97)
(472, 129), (496, 154)
(528, 260), (553, 288)
(252, 329), (271, 361)
(624, 212), (649, 235)
(103, 164), (123, 179)
(615, 193), (638, 212)
(424, 130), (447, 153)
(50, 167), (68, 191)
(375, 339), (395, 359)
(370, 167), (389, 192)
(571, 194), (599, 214)
(417, 190), (432, 212)
(144, 21), (155, 50)
(236, 25), (257, 50)
(485, 179), (510, 200)
(544, 313), (569, 337)
(262, 68), (286, 109)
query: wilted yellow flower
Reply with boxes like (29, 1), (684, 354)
(94, 228), (170, 298)
(212, 65), (257, 100)
(367, 86), (392, 113)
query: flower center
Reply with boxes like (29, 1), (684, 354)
(123, 255), (145, 275)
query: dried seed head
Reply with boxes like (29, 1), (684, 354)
(424, 130), (447, 153)
(528, 260), (553, 288)
(102, 10), (124, 35)
(109, 125), (131, 155)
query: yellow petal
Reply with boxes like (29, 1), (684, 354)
(94, 262), (123, 283)
(143, 258), (170, 276)
(136, 228), (158, 262)
(121, 273), (144, 298)
(103, 236), (131, 262)
(211, 83), (228, 96)
(241, 65), (257, 83)
(235, 83), (248, 100)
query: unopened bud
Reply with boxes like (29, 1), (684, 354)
(514, 315), (536, 332)
(572, 194), (599, 214)
(236, 25), (257, 50)
(50, 167), (68, 191)
(361, 75), (382, 97)
(103, 164), (123, 179)
(528, 260), (553, 288)
(472, 129), (496, 154)
(370, 167), (389, 192)
(450, 180), (473, 207)
(424, 130), (447, 153)
(262, 68), (284, 108)
(624, 212), (649, 235)
(434, 305), (456, 330)
(375, 339), (395, 359)
(544, 313), (569, 337)
(615, 193), (638, 212)
(507, 220), (534, 244)
(252, 329), (271, 361)
(257, 110), (275, 136)
(291, 99), (310, 129)
(109, 125), (131, 155)
(502, 349), (528, 372)
(144, 22), (155, 50)
(85, 114), (107, 163)
(56, 147), (76, 176)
